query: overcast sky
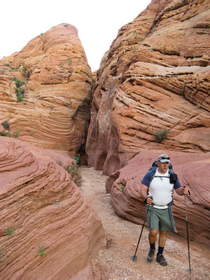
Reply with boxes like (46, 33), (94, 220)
(1, 0), (151, 70)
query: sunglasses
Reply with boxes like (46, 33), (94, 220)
(160, 157), (170, 160)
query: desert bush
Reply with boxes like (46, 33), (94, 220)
(12, 77), (25, 102)
(154, 129), (169, 143)
(0, 131), (9, 137)
(65, 164), (82, 187)
(4, 227), (15, 236)
(1, 121), (10, 130)
(38, 247), (47, 257)
(12, 77), (25, 88)
(16, 87), (25, 102)
(0, 129), (20, 138)
(117, 183), (126, 192)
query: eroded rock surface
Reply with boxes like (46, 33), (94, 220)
(0, 24), (92, 154)
(0, 137), (104, 280)
(107, 150), (210, 246)
(86, 0), (210, 175)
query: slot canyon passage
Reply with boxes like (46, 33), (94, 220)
(0, 0), (210, 279)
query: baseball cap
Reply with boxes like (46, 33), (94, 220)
(158, 154), (170, 163)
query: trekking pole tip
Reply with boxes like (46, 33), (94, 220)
(131, 255), (137, 262)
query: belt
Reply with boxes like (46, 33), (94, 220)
(153, 204), (168, 209)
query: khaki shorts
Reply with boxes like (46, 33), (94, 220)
(147, 206), (175, 231)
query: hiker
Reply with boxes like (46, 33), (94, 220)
(141, 154), (190, 266)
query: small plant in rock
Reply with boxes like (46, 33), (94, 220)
(154, 129), (169, 143)
(16, 87), (25, 102)
(1, 120), (10, 130)
(20, 65), (31, 79)
(117, 183), (126, 192)
(12, 77), (25, 88)
(0, 131), (10, 137)
(0, 129), (20, 138)
(12, 77), (25, 102)
(4, 227), (15, 236)
(65, 164), (82, 187)
(38, 247), (47, 257)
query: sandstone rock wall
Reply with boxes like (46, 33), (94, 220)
(86, 0), (210, 175)
(0, 24), (92, 154)
(0, 138), (104, 280)
(107, 150), (210, 246)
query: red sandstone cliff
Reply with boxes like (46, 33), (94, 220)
(0, 137), (105, 279)
(0, 24), (92, 154)
(86, 0), (210, 175)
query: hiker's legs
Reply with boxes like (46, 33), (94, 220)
(147, 206), (159, 262)
(147, 229), (158, 262)
(156, 230), (168, 266)
(147, 206), (173, 266)
(159, 230), (167, 248)
(149, 229), (158, 245)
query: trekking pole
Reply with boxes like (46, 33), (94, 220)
(131, 218), (146, 262)
(184, 194), (192, 280)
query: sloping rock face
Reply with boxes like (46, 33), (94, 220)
(0, 24), (92, 154)
(107, 150), (210, 246)
(0, 137), (105, 280)
(86, 0), (210, 175)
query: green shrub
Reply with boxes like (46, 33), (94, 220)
(1, 121), (10, 130)
(12, 78), (25, 88)
(65, 164), (82, 186)
(0, 131), (9, 136)
(4, 227), (15, 236)
(12, 77), (25, 102)
(16, 87), (25, 102)
(0, 129), (20, 138)
(154, 129), (169, 143)
(38, 247), (47, 257)
(117, 183), (126, 192)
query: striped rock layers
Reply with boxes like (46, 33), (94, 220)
(0, 24), (92, 154)
(86, 0), (210, 175)
(0, 138), (104, 280)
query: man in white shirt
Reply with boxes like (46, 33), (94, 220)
(141, 154), (190, 266)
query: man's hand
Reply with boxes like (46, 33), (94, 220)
(175, 185), (191, 196)
(146, 196), (153, 205)
(183, 186), (191, 196)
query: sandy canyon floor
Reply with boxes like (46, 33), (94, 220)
(80, 166), (210, 280)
